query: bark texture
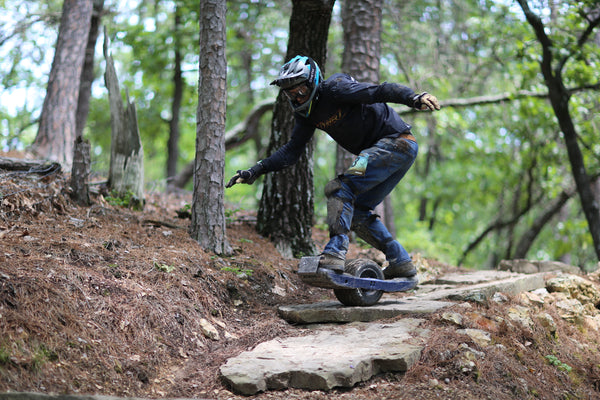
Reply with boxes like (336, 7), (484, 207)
(70, 136), (91, 206)
(34, 0), (93, 169)
(166, 7), (183, 181)
(189, 0), (231, 255)
(75, 0), (104, 138)
(257, 0), (335, 258)
(340, 0), (397, 237)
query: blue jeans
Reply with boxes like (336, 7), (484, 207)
(323, 135), (418, 265)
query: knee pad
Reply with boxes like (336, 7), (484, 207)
(325, 178), (350, 236)
(324, 177), (343, 198)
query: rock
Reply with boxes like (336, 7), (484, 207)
(441, 312), (464, 326)
(220, 319), (427, 395)
(434, 270), (517, 285)
(491, 292), (509, 303)
(537, 313), (557, 336)
(278, 299), (453, 324)
(459, 343), (485, 359)
(498, 259), (579, 274)
(199, 318), (219, 340)
(413, 272), (546, 303)
(507, 305), (535, 330)
(456, 344), (485, 374)
(429, 378), (440, 387)
(546, 274), (600, 306)
(498, 259), (538, 274)
(555, 298), (585, 323)
(271, 284), (286, 296)
(536, 261), (579, 274)
(412, 253), (442, 284)
(456, 328), (492, 347)
(586, 268), (600, 283)
(584, 314), (600, 331)
(519, 289), (548, 306)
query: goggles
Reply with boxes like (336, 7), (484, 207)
(283, 83), (310, 104)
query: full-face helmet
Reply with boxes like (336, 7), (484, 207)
(270, 55), (321, 116)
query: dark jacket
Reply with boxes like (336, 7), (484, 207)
(261, 73), (417, 172)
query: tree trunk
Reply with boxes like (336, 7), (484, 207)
(517, 0), (600, 260)
(257, 0), (335, 258)
(103, 31), (144, 208)
(70, 136), (91, 206)
(33, 0), (93, 169)
(71, 0), (103, 206)
(166, 6), (183, 181)
(338, 0), (381, 174)
(75, 0), (104, 138)
(418, 117), (439, 227)
(339, 0), (397, 237)
(189, 0), (231, 255)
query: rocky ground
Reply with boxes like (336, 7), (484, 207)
(2, 157), (600, 399)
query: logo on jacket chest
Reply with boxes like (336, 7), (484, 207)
(316, 109), (344, 130)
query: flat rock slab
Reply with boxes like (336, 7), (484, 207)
(278, 298), (453, 324)
(433, 270), (523, 285)
(220, 318), (427, 395)
(411, 272), (547, 302)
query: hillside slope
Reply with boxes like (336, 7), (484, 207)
(1, 165), (600, 399)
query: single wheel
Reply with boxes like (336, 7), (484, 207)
(334, 258), (384, 306)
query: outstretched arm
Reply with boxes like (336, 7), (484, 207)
(326, 73), (440, 111)
(225, 119), (315, 188)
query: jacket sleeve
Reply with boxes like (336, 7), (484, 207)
(259, 117), (315, 172)
(326, 73), (417, 107)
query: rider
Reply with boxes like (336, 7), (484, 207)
(226, 55), (440, 280)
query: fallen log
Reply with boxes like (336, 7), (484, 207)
(0, 156), (62, 175)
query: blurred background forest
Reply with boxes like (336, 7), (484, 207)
(1, 0), (599, 270)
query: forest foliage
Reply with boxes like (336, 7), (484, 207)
(1, 0), (599, 270)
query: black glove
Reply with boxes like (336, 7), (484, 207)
(225, 162), (265, 188)
(413, 92), (441, 111)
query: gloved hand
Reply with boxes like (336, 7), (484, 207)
(413, 92), (441, 111)
(225, 162), (265, 188)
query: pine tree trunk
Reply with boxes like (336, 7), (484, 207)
(257, 0), (335, 258)
(34, 0), (93, 169)
(340, 0), (397, 236)
(76, 0), (104, 138)
(166, 7), (183, 181)
(71, 0), (103, 206)
(189, 0), (231, 255)
(70, 136), (91, 206)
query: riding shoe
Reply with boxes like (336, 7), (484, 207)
(318, 252), (345, 273)
(383, 260), (417, 279)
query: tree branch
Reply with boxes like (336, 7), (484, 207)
(397, 83), (600, 115)
(170, 99), (274, 188)
(557, 7), (600, 77)
(513, 187), (576, 259)
(458, 188), (543, 266)
(224, 99), (273, 148)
